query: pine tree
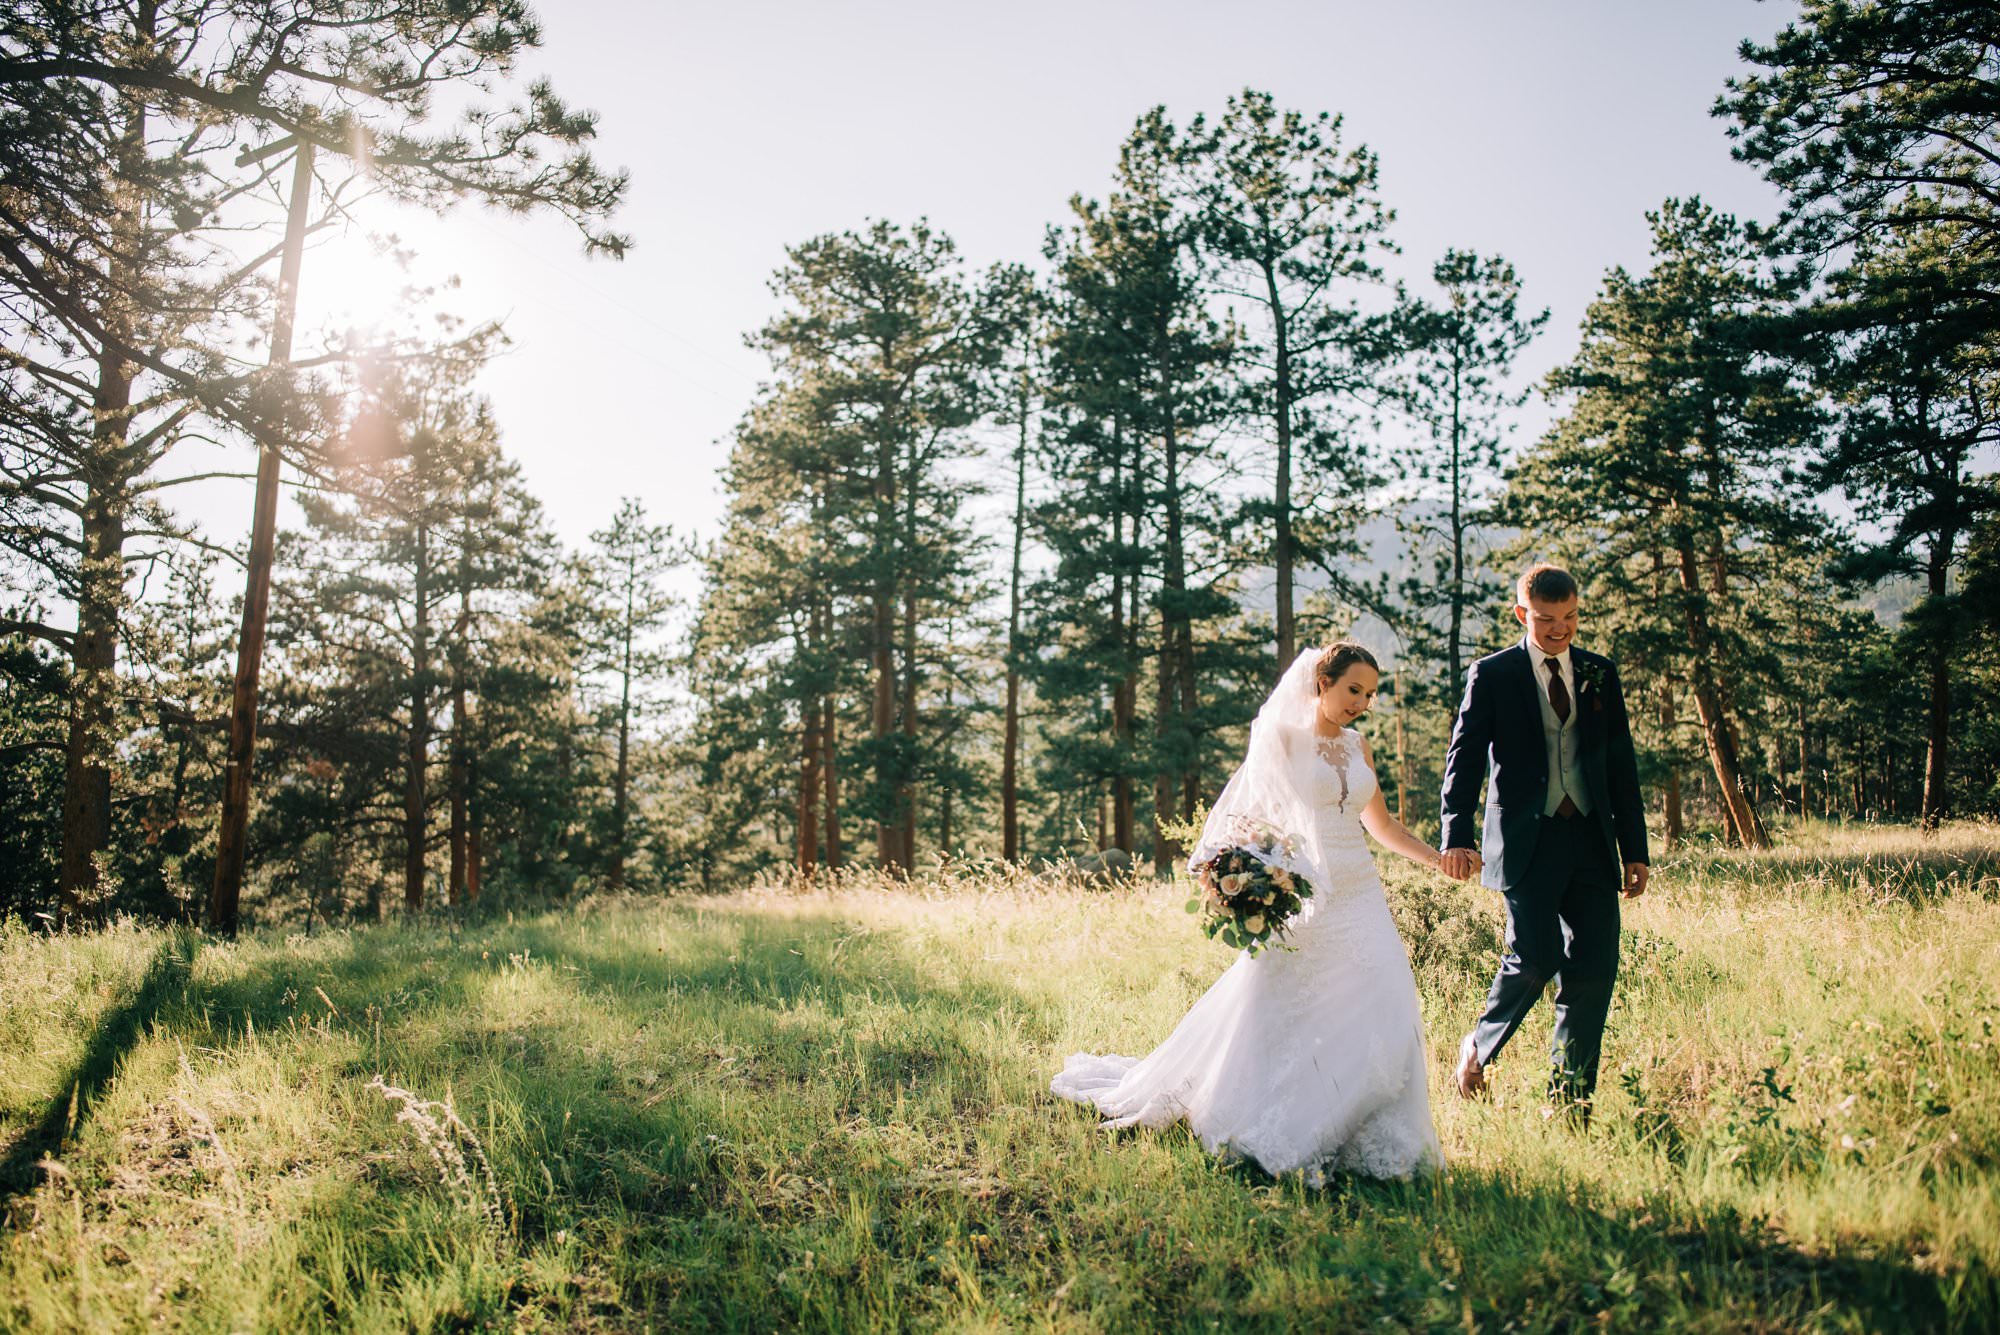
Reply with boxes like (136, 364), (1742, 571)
(1395, 250), (1548, 695)
(1190, 89), (1396, 672)
(749, 221), (1006, 872)
(1721, 4), (2000, 830)
(1718, 0), (2000, 339)
(1036, 109), (1241, 870)
(988, 265), (1044, 863)
(275, 355), (550, 912)
(583, 499), (683, 889)
(1, 1), (627, 919)
(1503, 198), (1825, 848)
(696, 380), (873, 877)
(1801, 228), (2000, 829)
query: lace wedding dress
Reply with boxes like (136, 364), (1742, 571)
(1050, 727), (1442, 1180)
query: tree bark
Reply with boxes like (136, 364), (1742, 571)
(58, 13), (152, 921)
(59, 369), (130, 919)
(448, 640), (469, 905)
(798, 608), (821, 874)
(899, 577), (919, 870)
(610, 560), (635, 889)
(465, 747), (482, 904)
(1796, 696), (1809, 821)
(1659, 679), (1684, 849)
(938, 643), (954, 858)
(1154, 358), (1193, 869)
(872, 427), (899, 870)
(209, 136), (316, 932)
(1673, 529), (1767, 849)
(405, 518), (431, 909)
(822, 687), (842, 870)
(1264, 259), (1296, 673)
(1110, 419), (1135, 853)
(1002, 359), (1030, 861)
(1920, 532), (1956, 833)
(1447, 345), (1466, 693)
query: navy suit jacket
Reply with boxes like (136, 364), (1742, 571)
(1440, 643), (1649, 892)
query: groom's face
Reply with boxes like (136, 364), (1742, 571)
(1514, 595), (1579, 657)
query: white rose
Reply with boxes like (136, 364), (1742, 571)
(1243, 914), (1266, 935)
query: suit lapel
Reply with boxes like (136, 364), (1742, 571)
(1516, 642), (1544, 724)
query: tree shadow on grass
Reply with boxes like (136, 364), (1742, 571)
(1677, 843), (2000, 903)
(1187, 1150), (1989, 1333)
(16, 906), (1987, 1331)
(0, 928), (200, 1230)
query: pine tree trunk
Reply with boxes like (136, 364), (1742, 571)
(59, 395), (129, 920)
(1797, 697), (1809, 821)
(1155, 369), (1193, 867)
(449, 668), (469, 905)
(466, 747), (482, 904)
(822, 692), (842, 869)
(610, 570), (634, 889)
(1111, 422), (1135, 854)
(1003, 365), (1029, 862)
(1659, 680), (1684, 849)
(1123, 481), (1143, 854)
(448, 558), (471, 906)
(939, 712), (954, 856)
(405, 521), (430, 909)
(900, 580), (919, 870)
(1920, 535), (1955, 833)
(1265, 261), (1296, 672)
(872, 429), (898, 869)
(58, 37), (151, 920)
(1447, 349), (1465, 693)
(1673, 530), (1767, 848)
(798, 699), (820, 875)
(1153, 673), (1175, 875)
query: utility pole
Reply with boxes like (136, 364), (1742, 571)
(208, 139), (315, 934)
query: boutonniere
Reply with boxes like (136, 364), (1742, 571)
(1575, 659), (1608, 710)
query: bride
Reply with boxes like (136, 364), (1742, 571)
(1051, 643), (1464, 1181)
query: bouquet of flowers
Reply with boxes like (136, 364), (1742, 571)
(1186, 826), (1316, 957)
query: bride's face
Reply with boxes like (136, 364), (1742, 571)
(1316, 663), (1380, 730)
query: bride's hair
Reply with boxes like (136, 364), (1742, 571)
(1314, 641), (1379, 692)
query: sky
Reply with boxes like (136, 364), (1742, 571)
(179, 0), (1802, 566)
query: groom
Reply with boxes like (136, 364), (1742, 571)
(1439, 564), (1649, 1114)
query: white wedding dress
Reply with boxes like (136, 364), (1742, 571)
(1051, 728), (1442, 1180)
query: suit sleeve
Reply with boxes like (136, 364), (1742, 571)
(1604, 662), (1650, 866)
(1439, 660), (1491, 851)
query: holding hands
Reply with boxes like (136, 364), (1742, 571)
(1439, 847), (1481, 882)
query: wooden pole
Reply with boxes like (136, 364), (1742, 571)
(208, 140), (314, 934)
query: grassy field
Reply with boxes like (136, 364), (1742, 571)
(2, 823), (1998, 1333)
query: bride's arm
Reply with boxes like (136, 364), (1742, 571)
(1355, 735), (1449, 874)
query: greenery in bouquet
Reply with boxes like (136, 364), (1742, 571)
(1186, 840), (1315, 956)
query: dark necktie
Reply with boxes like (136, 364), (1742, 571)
(1547, 656), (1579, 816)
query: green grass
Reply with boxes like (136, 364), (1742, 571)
(3, 824), (1998, 1332)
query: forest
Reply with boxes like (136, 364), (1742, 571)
(3, 1), (1998, 928)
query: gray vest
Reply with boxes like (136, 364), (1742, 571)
(1534, 653), (1589, 816)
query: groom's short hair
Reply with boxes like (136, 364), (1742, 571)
(1516, 564), (1578, 606)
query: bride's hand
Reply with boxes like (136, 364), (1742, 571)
(1438, 848), (1481, 881)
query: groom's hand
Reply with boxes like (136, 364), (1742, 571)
(1622, 862), (1650, 898)
(1440, 848), (1478, 881)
